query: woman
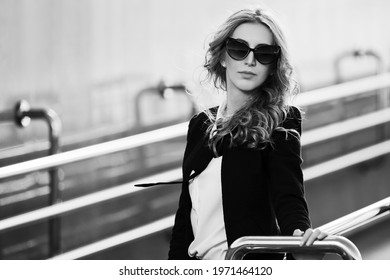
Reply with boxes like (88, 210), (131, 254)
(166, 8), (328, 260)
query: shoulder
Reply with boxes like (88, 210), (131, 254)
(187, 106), (218, 137)
(189, 106), (218, 127)
(286, 105), (302, 120)
(279, 105), (303, 135)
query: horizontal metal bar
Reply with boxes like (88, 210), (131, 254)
(225, 236), (362, 260)
(0, 168), (181, 233)
(0, 74), (389, 180)
(51, 198), (390, 260)
(1, 105), (389, 181)
(1, 141), (388, 234)
(49, 215), (175, 260)
(301, 108), (390, 146)
(296, 72), (390, 107)
(0, 74), (389, 259)
(319, 196), (390, 236)
(2, 140), (390, 234)
(2, 142), (389, 262)
(2, 74), (389, 162)
(0, 122), (188, 179)
(304, 140), (390, 181)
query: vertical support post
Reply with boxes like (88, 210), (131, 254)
(14, 100), (62, 257)
(134, 81), (194, 173)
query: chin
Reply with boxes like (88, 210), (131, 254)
(237, 83), (262, 93)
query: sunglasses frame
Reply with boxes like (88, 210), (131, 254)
(225, 37), (281, 65)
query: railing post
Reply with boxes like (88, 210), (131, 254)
(134, 81), (194, 172)
(14, 100), (62, 257)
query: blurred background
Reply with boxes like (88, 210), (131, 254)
(0, 0), (390, 260)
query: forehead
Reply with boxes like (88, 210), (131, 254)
(231, 22), (273, 46)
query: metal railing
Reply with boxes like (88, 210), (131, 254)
(0, 122), (187, 179)
(0, 100), (62, 257)
(224, 196), (390, 260)
(134, 81), (195, 129)
(225, 236), (362, 260)
(1, 73), (389, 180)
(1, 107), (390, 182)
(0, 72), (390, 259)
(1, 123), (389, 235)
(295, 72), (390, 107)
(48, 140), (390, 260)
(319, 196), (390, 236)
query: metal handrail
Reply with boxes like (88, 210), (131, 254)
(134, 81), (195, 128)
(51, 193), (390, 260)
(334, 48), (385, 84)
(0, 108), (389, 232)
(301, 107), (390, 146)
(319, 196), (390, 236)
(295, 72), (390, 107)
(43, 141), (390, 259)
(225, 196), (390, 260)
(0, 168), (181, 233)
(1, 105), (389, 181)
(0, 122), (188, 179)
(0, 73), (389, 180)
(304, 139), (390, 181)
(225, 236), (362, 260)
(50, 215), (175, 260)
(1, 72), (389, 163)
(1, 100), (62, 257)
(0, 73), (389, 259)
(1, 140), (389, 234)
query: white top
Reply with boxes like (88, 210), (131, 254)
(188, 156), (228, 259)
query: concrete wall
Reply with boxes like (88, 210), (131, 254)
(1, 0), (389, 151)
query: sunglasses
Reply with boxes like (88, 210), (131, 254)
(225, 38), (280, 65)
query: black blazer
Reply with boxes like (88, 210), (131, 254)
(168, 106), (311, 260)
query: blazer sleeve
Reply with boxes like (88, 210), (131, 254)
(168, 114), (199, 260)
(265, 106), (311, 235)
(168, 186), (191, 259)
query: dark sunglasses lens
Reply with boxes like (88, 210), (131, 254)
(226, 40), (249, 60)
(254, 46), (280, 64)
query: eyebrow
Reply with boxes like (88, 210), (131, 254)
(232, 37), (272, 47)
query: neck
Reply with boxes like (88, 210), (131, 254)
(225, 87), (250, 116)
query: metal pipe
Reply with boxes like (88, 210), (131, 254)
(1, 107), (390, 181)
(295, 72), (390, 107)
(133, 82), (193, 172)
(49, 215), (175, 260)
(50, 194), (390, 260)
(0, 168), (181, 233)
(13, 100), (62, 256)
(334, 49), (385, 85)
(0, 122), (188, 179)
(319, 196), (390, 236)
(301, 108), (390, 146)
(134, 81), (193, 130)
(225, 236), (362, 260)
(0, 74), (388, 180)
(303, 140), (390, 181)
(0, 141), (389, 235)
(0, 74), (389, 258)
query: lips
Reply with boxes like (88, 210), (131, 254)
(238, 71), (256, 75)
(238, 71), (256, 78)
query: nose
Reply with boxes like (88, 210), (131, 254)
(245, 50), (256, 66)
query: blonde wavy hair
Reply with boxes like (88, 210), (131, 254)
(203, 8), (300, 155)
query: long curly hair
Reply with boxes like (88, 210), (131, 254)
(203, 8), (300, 156)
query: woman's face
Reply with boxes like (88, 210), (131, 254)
(223, 22), (274, 94)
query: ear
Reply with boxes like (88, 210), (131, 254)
(220, 60), (226, 68)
